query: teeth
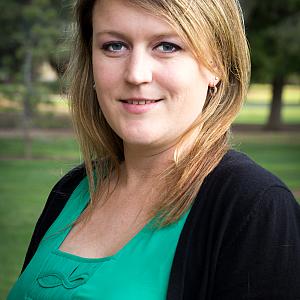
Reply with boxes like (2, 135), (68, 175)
(125, 100), (157, 105)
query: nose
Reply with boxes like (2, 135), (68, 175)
(124, 49), (153, 85)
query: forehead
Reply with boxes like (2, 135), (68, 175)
(92, 0), (177, 37)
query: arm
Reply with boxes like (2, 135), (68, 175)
(213, 186), (300, 299)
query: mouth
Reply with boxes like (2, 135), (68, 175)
(120, 99), (162, 105)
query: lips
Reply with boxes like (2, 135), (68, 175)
(119, 98), (162, 114)
(120, 99), (162, 105)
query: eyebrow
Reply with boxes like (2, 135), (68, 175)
(95, 30), (180, 40)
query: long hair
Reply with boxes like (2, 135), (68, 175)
(67, 0), (250, 227)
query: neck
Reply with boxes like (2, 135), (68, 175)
(119, 143), (175, 190)
(119, 127), (201, 190)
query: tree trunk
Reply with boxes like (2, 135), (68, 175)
(265, 75), (285, 131)
(23, 47), (33, 159)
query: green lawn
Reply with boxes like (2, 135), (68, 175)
(236, 83), (300, 124)
(0, 136), (80, 159)
(245, 83), (300, 105)
(235, 105), (300, 124)
(0, 132), (300, 298)
(231, 132), (300, 191)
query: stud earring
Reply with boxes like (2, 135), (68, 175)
(93, 82), (96, 89)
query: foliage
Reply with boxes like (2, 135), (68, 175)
(239, 0), (300, 129)
(0, 0), (71, 82)
(0, 83), (51, 112)
(0, 0), (72, 156)
(240, 0), (300, 82)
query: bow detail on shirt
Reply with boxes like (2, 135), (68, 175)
(37, 272), (89, 289)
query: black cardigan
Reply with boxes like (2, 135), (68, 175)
(21, 150), (300, 299)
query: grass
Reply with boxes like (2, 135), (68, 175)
(235, 105), (300, 124)
(1, 132), (300, 298)
(245, 83), (300, 105)
(0, 159), (80, 297)
(231, 132), (300, 191)
(0, 137), (81, 297)
(235, 83), (300, 124)
(0, 136), (80, 159)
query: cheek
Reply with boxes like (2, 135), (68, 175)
(93, 61), (123, 119)
(161, 60), (211, 130)
(159, 60), (210, 105)
(162, 58), (209, 89)
(93, 62), (117, 118)
(93, 58), (122, 91)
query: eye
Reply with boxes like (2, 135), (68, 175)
(155, 42), (181, 53)
(101, 41), (127, 53)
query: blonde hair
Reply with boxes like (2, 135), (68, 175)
(67, 0), (250, 227)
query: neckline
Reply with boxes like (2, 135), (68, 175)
(54, 211), (157, 263)
(51, 175), (190, 263)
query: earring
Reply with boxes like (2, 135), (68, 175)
(210, 85), (218, 96)
(209, 76), (219, 96)
(93, 82), (96, 89)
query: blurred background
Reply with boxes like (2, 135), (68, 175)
(0, 0), (299, 297)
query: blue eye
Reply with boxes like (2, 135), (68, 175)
(156, 42), (181, 53)
(102, 42), (126, 52)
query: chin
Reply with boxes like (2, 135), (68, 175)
(122, 135), (177, 153)
(123, 136), (157, 147)
(119, 128), (156, 145)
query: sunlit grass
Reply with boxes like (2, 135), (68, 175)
(0, 136), (80, 159)
(235, 105), (300, 124)
(246, 83), (300, 105)
(231, 132), (300, 191)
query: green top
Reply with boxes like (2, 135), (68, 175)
(7, 177), (190, 300)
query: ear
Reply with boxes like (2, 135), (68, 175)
(208, 76), (220, 87)
(207, 60), (220, 86)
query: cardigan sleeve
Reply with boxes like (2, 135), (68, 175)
(213, 185), (300, 299)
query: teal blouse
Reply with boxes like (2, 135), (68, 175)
(7, 177), (190, 300)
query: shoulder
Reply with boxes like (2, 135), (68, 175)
(21, 163), (86, 273)
(50, 163), (86, 196)
(189, 149), (299, 250)
(34, 161), (86, 224)
(34, 163), (86, 233)
(205, 147), (297, 209)
(200, 149), (294, 213)
(206, 149), (287, 195)
(172, 151), (300, 298)
(205, 151), (300, 297)
(38, 163), (86, 218)
(195, 149), (300, 251)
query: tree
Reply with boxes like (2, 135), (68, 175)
(0, 1), (23, 82)
(240, 0), (300, 130)
(0, 0), (71, 157)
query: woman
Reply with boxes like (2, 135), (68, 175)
(8, 0), (300, 299)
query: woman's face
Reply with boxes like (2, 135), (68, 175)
(92, 0), (216, 152)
